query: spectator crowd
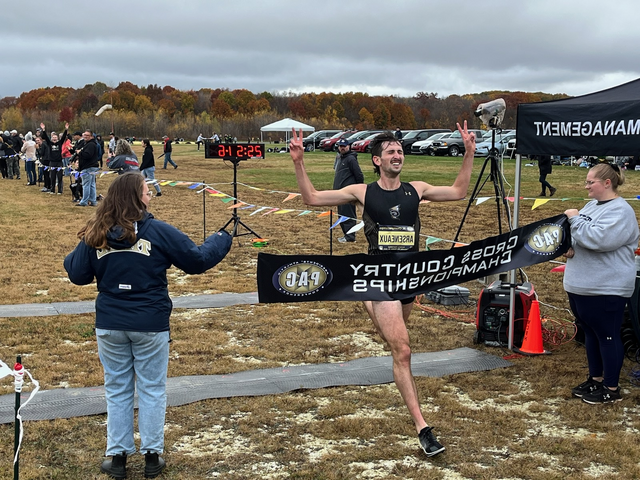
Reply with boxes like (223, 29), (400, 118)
(0, 124), (173, 204)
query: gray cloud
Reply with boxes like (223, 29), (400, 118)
(2, 0), (639, 99)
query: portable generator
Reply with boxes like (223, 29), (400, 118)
(474, 280), (535, 346)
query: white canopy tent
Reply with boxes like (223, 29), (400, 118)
(260, 118), (315, 144)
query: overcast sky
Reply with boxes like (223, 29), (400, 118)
(2, 0), (639, 101)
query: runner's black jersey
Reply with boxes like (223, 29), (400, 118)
(363, 181), (421, 255)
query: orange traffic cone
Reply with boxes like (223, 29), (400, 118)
(514, 300), (550, 356)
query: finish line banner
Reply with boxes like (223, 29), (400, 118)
(257, 214), (570, 303)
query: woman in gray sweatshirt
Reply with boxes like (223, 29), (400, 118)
(564, 163), (639, 404)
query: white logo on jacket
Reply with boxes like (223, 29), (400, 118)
(96, 239), (152, 259)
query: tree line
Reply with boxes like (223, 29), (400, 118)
(0, 81), (568, 140)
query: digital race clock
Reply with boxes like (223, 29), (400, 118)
(204, 142), (265, 160)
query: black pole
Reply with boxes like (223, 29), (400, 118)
(14, 354), (21, 480)
(203, 180), (206, 243)
(219, 160), (261, 239)
(232, 161), (238, 237)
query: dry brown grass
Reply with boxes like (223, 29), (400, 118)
(1, 144), (640, 479)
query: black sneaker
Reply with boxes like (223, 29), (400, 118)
(549, 187), (557, 197)
(418, 426), (445, 457)
(144, 451), (166, 478)
(582, 385), (622, 404)
(100, 452), (127, 479)
(155, 192), (162, 197)
(571, 377), (602, 398)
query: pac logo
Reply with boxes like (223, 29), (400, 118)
(525, 223), (565, 255)
(273, 261), (332, 297)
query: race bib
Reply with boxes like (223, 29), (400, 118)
(378, 225), (415, 251)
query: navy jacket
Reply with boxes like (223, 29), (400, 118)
(107, 153), (140, 174)
(64, 212), (232, 332)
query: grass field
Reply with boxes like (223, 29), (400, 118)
(1, 142), (640, 479)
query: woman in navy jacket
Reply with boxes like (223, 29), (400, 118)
(64, 172), (232, 478)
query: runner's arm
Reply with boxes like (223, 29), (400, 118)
(290, 128), (363, 206)
(415, 121), (476, 202)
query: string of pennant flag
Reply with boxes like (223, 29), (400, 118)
(471, 194), (640, 209)
(49, 168), (640, 210)
(47, 169), (640, 246)
(131, 176), (640, 248)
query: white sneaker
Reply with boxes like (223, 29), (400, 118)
(338, 237), (355, 243)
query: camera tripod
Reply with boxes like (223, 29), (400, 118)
(219, 158), (261, 239)
(453, 129), (512, 242)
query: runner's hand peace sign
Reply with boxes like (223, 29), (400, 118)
(289, 128), (304, 164)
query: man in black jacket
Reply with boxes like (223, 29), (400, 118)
(76, 130), (101, 207)
(1, 131), (20, 180)
(333, 138), (364, 242)
(162, 136), (177, 169)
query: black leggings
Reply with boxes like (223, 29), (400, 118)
(567, 292), (626, 387)
(50, 165), (63, 193)
(539, 173), (553, 193)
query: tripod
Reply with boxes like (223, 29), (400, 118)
(219, 159), (261, 239)
(453, 129), (512, 242)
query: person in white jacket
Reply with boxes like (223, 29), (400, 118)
(21, 132), (38, 185)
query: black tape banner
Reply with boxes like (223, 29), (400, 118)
(258, 214), (570, 303)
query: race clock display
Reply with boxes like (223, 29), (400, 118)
(205, 143), (265, 160)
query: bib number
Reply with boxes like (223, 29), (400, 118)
(378, 225), (415, 251)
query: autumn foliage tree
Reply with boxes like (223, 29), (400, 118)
(2, 81), (568, 139)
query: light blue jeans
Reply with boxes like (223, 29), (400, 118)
(62, 156), (71, 176)
(163, 152), (176, 168)
(96, 329), (170, 456)
(142, 166), (162, 194)
(79, 166), (100, 205)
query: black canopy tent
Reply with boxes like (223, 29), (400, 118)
(513, 78), (640, 348)
(516, 77), (640, 156)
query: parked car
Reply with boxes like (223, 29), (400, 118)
(479, 129), (514, 142)
(340, 130), (383, 151)
(400, 129), (451, 154)
(474, 132), (517, 157)
(345, 130), (382, 142)
(351, 133), (381, 153)
(412, 132), (452, 155)
(302, 130), (342, 151)
(319, 130), (357, 151)
(429, 129), (485, 156)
